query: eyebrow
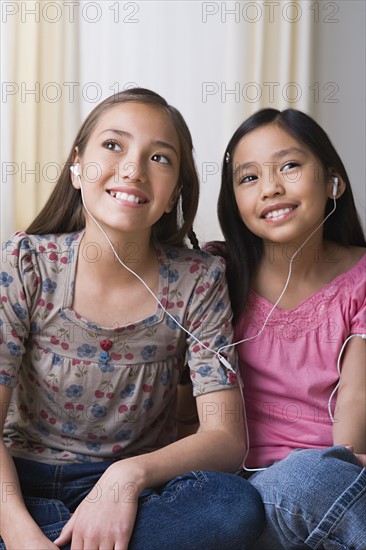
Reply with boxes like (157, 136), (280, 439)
(233, 147), (305, 178)
(99, 129), (179, 157)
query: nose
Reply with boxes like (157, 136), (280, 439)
(120, 151), (146, 182)
(260, 166), (284, 199)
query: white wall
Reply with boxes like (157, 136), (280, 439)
(78, 0), (365, 241)
(312, 0), (365, 230)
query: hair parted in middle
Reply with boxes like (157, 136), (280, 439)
(215, 108), (366, 322)
(27, 88), (200, 249)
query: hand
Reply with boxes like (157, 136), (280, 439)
(54, 463), (140, 550)
(342, 445), (366, 467)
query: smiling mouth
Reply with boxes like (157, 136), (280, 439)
(263, 206), (296, 220)
(108, 191), (147, 204)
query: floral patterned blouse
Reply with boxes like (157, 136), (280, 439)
(0, 231), (237, 464)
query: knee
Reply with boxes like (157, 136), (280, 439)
(202, 472), (265, 545)
(250, 446), (362, 506)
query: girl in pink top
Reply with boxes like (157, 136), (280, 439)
(216, 109), (366, 549)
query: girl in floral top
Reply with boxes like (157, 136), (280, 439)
(0, 89), (264, 549)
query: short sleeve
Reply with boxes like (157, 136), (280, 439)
(0, 233), (40, 387)
(184, 254), (238, 396)
(349, 255), (366, 335)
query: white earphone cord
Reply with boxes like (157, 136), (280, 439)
(76, 169), (365, 472)
(77, 175), (235, 373)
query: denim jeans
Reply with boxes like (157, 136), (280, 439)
(0, 457), (264, 549)
(248, 446), (366, 549)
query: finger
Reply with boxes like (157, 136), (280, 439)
(53, 515), (75, 546)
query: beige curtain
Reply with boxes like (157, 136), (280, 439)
(5, 0), (80, 232)
(223, 1), (314, 139)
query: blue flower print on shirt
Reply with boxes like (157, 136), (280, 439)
(165, 248), (180, 260)
(214, 334), (229, 348)
(90, 404), (107, 418)
(120, 384), (136, 399)
(86, 441), (101, 452)
(77, 344), (97, 359)
(142, 315), (159, 326)
(19, 238), (31, 250)
(159, 266), (179, 283)
(30, 321), (41, 335)
(143, 398), (153, 411)
(160, 369), (170, 386)
(0, 272), (14, 287)
(210, 267), (222, 282)
(66, 384), (84, 398)
(42, 278), (57, 294)
(62, 422), (77, 436)
(65, 233), (79, 247)
(35, 234), (51, 242)
(99, 362), (115, 373)
(73, 453), (92, 463)
(0, 373), (11, 386)
(166, 315), (180, 331)
(7, 342), (21, 357)
(36, 422), (50, 437)
(86, 321), (101, 332)
(197, 365), (212, 377)
(52, 354), (63, 367)
(115, 429), (132, 441)
(141, 345), (157, 360)
(168, 269), (179, 283)
(212, 299), (225, 313)
(2, 240), (12, 251)
(12, 303), (27, 320)
(217, 365), (230, 385)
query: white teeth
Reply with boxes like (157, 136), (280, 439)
(264, 207), (293, 219)
(109, 191), (144, 204)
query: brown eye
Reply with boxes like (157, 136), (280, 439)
(152, 154), (170, 165)
(103, 140), (122, 152)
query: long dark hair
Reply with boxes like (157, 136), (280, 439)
(216, 108), (366, 322)
(27, 88), (200, 248)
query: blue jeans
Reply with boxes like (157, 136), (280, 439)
(0, 457), (264, 549)
(248, 446), (366, 549)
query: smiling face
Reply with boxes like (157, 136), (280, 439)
(71, 102), (181, 239)
(232, 123), (334, 245)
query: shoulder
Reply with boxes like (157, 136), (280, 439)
(3, 231), (82, 253)
(159, 244), (227, 274)
(2, 231), (82, 276)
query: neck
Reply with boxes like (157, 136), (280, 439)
(262, 232), (327, 278)
(80, 222), (155, 283)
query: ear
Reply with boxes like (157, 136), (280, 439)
(70, 149), (81, 190)
(165, 185), (181, 214)
(327, 173), (346, 200)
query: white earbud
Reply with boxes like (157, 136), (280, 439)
(332, 176), (339, 197)
(70, 164), (80, 177)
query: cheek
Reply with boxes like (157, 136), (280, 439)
(234, 189), (253, 219)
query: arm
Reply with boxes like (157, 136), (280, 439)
(333, 335), (366, 454)
(0, 385), (59, 549)
(176, 369), (199, 439)
(55, 386), (245, 549)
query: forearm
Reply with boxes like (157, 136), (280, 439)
(333, 398), (366, 453)
(0, 442), (42, 541)
(111, 423), (245, 498)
